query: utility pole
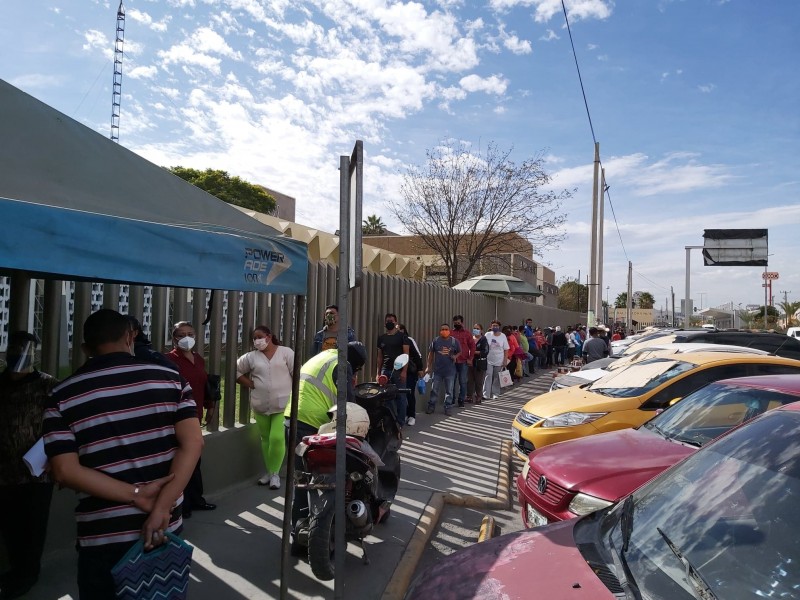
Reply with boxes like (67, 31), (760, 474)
(782, 290), (790, 306)
(588, 143), (600, 326)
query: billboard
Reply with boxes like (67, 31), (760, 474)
(702, 229), (768, 266)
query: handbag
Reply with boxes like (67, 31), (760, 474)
(475, 357), (488, 371)
(514, 360), (523, 378)
(498, 368), (513, 388)
(111, 531), (193, 600)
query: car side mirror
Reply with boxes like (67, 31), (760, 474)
(394, 353), (409, 370)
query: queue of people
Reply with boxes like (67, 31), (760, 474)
(0, 302), (606, 598)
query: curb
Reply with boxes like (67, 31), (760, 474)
(477, 515), (496, 543)
(382, 439), (514, 600)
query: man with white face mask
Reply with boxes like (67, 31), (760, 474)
(166, 321), (216, 518)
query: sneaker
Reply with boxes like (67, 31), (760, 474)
(426, 405), (435, 414)
(257, 475), (270, 486)
(457, 401), (465, 408)
(406, 417), (416, 426)
(269, 474), (281, 490)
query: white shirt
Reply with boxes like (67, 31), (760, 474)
(236, 346), (295, 415)
(486, 332), (510, 367)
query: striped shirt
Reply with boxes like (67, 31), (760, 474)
(43, 352), (197, 548)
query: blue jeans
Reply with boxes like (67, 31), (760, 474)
(430, 373), (455, 409)
(382, 368), (408, 427)
(452, 362), (468, 404)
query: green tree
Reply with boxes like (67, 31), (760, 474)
(779, 300), (800, 327)
(390, 140), (573, 286)
(637, 292), (655, 309)
(362, 214), (387, 235)
(558, 279), (589, 312)
(614, 292), (632, 308)
(168, 167), (277, 214)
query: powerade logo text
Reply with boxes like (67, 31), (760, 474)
(244, 247), (285, 283)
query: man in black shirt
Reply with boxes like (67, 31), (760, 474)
(376, 313), (410, 429)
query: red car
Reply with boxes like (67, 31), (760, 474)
(407, 399), (800, 599)
(517, 374), (800, 527)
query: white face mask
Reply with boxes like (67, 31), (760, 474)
(177, 336), (196, 351)
(253, 338), (268, 351)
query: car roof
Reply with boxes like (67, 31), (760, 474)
(713, 373), (800, 395)
(626, 349), (782, 365)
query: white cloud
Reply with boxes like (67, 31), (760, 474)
(503, 33), (532, 54)
(489, 0), (613, 23)
(128, 65), (158, 79)
(698, 83), (716, 93)
(127, 8), (170, 33)
(540, 29), (559, 41)
(459, 73), (509, 94)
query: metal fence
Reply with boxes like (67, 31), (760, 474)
(4, 263), (583, 431)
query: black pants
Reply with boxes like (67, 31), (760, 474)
(405, 371), (419, 418)
(286, 420), (320, 530)
(77, 542), (132, 600)
(0, 482), (53, 595)
(183, 456), (205, 512)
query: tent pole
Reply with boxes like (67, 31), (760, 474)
(280, 294), (305, 599)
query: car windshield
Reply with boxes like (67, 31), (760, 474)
(619, 333), (678, 356)
(588, 359), (695, 398)
(601, 409), (800, 599)
(643, 382), (800, 447)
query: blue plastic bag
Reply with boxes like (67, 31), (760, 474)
(417, 378), (426, 394)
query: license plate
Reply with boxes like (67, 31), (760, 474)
(527, 504), (548, 528)
(511, 427), (520, 446)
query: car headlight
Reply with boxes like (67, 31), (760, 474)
(541, 412), (608, 428)
(521, 461), (530, 481)
(568, 492), (614, 516)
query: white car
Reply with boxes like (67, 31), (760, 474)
(549, 343), (770, 391)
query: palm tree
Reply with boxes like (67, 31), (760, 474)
(637, 292), (655, 309)
(362, 214), (387, 235)
(779, 300), (800, 327)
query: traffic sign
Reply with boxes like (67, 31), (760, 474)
(762, 271), (779, 280)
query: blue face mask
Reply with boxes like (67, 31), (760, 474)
(472, 328), (481, 336)
(492, 326), (500, 333)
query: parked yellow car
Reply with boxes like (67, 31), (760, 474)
(511, 351), (800, 458)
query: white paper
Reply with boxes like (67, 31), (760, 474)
(23, 437), (48, 477)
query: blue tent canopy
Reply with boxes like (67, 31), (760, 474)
(0, 79), (308, 294)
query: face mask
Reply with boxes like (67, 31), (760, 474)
(177, 336), (195, 351)
(253, 338), (268, 350)
(492, 326), (500, 333)
(385, 321), (396, 331)
(325, 313), (336, 326)
(440, 330), (450, 338)
(453, 323), (462, 330)
(472, 328), (481, 336)
(7, 341), (34, 373)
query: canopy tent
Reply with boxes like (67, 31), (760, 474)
(0, 79), (307, 293)
(453, 274), (542, 319)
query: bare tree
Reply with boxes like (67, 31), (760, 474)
(389, 140), (572, 286)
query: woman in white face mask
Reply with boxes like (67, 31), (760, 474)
(236, 326), (295, 489)
(165, 321), (217, 517)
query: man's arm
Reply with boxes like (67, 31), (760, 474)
(141, 417), (204, 548)
(376, 347), (384, 379)
(49, 454), (175, 511)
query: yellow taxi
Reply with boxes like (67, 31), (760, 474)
(511, 351), (800, 458)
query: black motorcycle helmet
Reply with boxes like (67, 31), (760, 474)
(347, 341), (367, 373)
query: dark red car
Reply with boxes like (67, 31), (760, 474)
(407, 399), (800, 599)
(517, 374), (800, 527)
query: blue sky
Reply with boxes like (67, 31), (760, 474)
(2, 0), (798, 313)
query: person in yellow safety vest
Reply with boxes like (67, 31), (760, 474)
(284, 341), (367, 535)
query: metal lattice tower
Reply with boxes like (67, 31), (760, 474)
(110, 1), (125, 142)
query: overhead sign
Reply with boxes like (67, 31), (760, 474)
(702, 229), (768, 266)
(762, 271), (779, 280)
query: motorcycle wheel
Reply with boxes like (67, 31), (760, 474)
(308, 502), (336, 581)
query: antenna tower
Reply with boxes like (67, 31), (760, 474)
(110, 1), (126, 142)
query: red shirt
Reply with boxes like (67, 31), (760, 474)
(166, 349), (207, 419)
(450, 327), (476, 364)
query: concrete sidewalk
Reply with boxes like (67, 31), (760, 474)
(27, 372), (553, 600)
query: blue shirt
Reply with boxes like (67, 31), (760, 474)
(429, 336), (461, 377)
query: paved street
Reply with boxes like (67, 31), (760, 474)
(27, 372), (554, 600)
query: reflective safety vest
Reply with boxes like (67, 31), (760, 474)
(284, 348), (339, 428)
